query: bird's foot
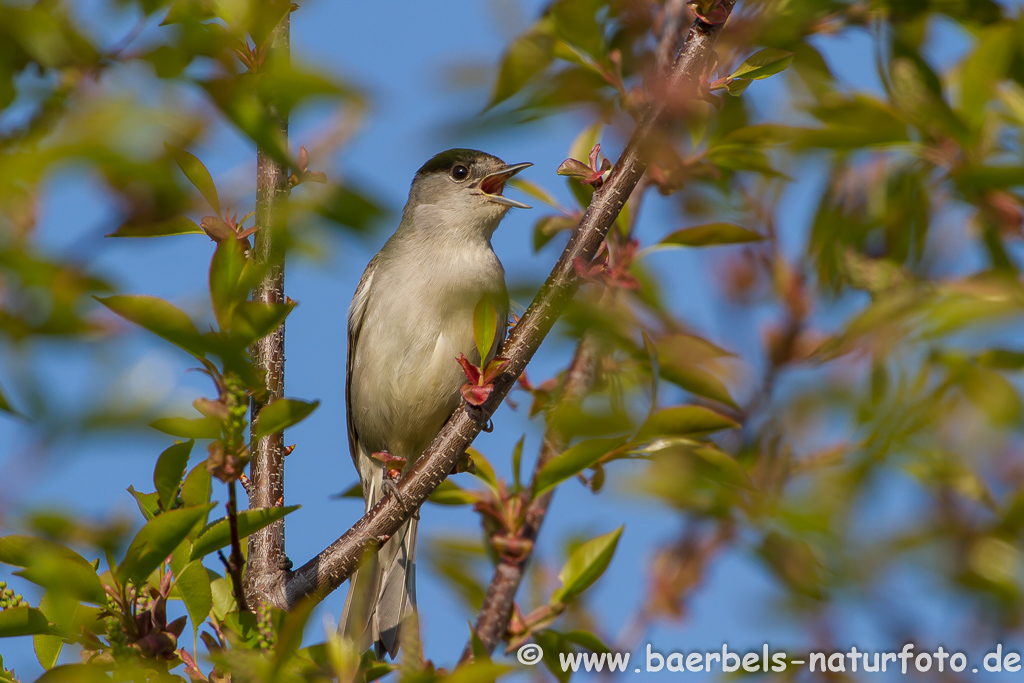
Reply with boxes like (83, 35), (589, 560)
(466, 404), (493, 432)
(381, 477), (419, 520)
(374, 452), (420, 521)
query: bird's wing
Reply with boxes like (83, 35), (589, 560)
(347, 254), (380, 470)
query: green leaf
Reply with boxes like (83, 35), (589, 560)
(0, 537), (106, 605)
(550, 526), (623, 604)
(443, 662), (513, 683)
(489, 19), (554, 107)
(634, 406), (738, 442)
(958, 23), (1014, 126)
(725, 77), (752, 96)
(154, 440), (194, 512)
(532, 215), (576, 252)
(165, 143), (220, 214)
(201, 77), (289, 165)
(0, 382), (19, 417)
(533, 437), (628, 497)
(175, 560), (212, 641)
(550, 0), (605, 58)
(97, 295), (206, 359)
(692, 445), (754, 489)
(256, 64), (359, 115)
(117, 504), (214, 585)
(0, 607), (54, 637)
(0, 536), (74, 568)
(34, 593), (70, 669)
(35, 664), (109, 683)
(210, 236), (247, 330)
(34, 631), (62, 670)
(473, 295), (499, 362)
(512, 435), (525, 491)
(467, 621), (490, 662)
(427, 480), (478, 506)
(170, 539), (191, 578)
(729, 48), (795, 80)
(508, 178), (562, 210)
(230, 301), (293, 345)
(333, 482), (363, 499)
(128, 486), (160, 521)
(641, 332), (659, 422)
(977, 348), (1024, 370)
(273, 597), (318, 670)
(151, 416), (220, 439)
(181, 463), (212, 511)
(659, 363), (738, 409)
(315, 183), (387, 232)
(254, 398), (319, 440)
(467, 447), (499, 492)
(706, 145), (787, 178)
(190, 506), (299, 561)
(534, 630), (571, 683)
(563, 630), (611, 653)
(15, 559), (106, 606)
(210, 577), (237, 620)
(106, 216), (205, 238)
(955, 165), (1024, 191)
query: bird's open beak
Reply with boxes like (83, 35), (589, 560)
(477, 162), (533, 209)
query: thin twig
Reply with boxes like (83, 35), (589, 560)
(279, 2), (737, 610)
(227, 481), (250, 613)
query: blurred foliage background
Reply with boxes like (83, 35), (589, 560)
(4, 0), (1024, 680)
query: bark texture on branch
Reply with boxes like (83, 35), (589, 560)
(282, 2), (736, 609)
(246, 13), (291, 609)
(461, 338), (598, 660)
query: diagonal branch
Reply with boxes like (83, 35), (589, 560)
(459, 1), (701, 656)
(281, 2), (737, 609)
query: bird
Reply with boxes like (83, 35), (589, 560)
(340, 149), (531, 658)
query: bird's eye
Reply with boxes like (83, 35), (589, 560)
(450, 164), (469, 182)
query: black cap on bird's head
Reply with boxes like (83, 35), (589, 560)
(413, 148), (532, 209)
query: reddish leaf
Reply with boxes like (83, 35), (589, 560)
(200, 216), (235, 242)
(457, 353), (481, 385)
(461, 383), (493, 406)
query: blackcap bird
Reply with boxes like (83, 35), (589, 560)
(340, 149), (531, 657)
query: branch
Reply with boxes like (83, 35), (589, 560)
(226, 480), (250, 612)
(461, 337), (598, 661)
(282, 2), (736, 608)
(657, 0), (691, 72)
(459, 2), (700, 654)
(246, 12), (291, 607)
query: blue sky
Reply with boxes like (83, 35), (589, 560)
(3, 0), (1021, 680)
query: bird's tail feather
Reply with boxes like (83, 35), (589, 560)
(340, 465), (418, 659)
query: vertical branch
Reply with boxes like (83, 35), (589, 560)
(246, 12), (290, 606)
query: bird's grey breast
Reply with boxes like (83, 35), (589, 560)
(348, 237), (508, 462)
